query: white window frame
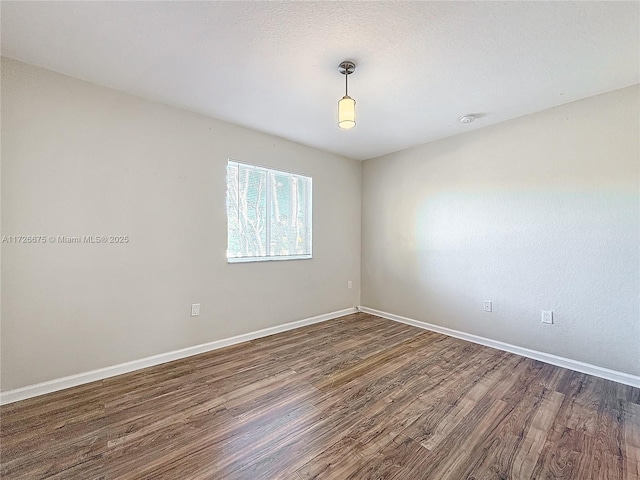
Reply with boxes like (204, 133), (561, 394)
(226, 160), (313, 263)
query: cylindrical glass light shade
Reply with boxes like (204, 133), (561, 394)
(338, 95), (356, 129)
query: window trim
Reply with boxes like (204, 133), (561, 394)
(227, 254), (312, 264)
(226, 160), (313, 263)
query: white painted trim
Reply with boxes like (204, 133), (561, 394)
(358, 306), (640, 389)
(0, 307), (358, 405)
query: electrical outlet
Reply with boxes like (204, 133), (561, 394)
(541, 310), (553, 324)
(348, 281), (353, 290)
(483, 301), (492, 312)
(191, 303), (200, 317)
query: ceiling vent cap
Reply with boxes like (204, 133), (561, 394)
(458, 114), (478, 124)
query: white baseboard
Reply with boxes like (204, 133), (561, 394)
(0, 307), (358, 405)
(358, 306), (640, 389)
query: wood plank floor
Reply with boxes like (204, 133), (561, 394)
(1, 312), (639, 479)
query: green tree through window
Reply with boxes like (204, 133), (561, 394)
(226, 161), (312, 262)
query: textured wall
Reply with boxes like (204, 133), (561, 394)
(362, 85), (640, 376)
(1, 59), (361, 390)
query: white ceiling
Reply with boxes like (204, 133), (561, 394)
(2, 1), (638, 160)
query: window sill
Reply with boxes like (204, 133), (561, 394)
(227, 255), (312, 264)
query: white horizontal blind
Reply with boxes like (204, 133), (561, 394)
(226, 161), (312, 262)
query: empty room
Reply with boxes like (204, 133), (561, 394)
(1, 1), (639, 479)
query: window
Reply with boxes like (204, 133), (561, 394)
(226, 160), (312, 262)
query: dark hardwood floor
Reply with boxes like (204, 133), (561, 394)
(1, 312), (639, 479)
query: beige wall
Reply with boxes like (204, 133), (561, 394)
(2, 57), (638, 392)
(362, 85), (640, 376)
(1, 58), (361, 390)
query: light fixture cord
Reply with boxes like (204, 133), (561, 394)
(345, 68), (349, 96)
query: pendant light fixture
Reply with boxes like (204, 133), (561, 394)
(338, 61), (356, 129)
